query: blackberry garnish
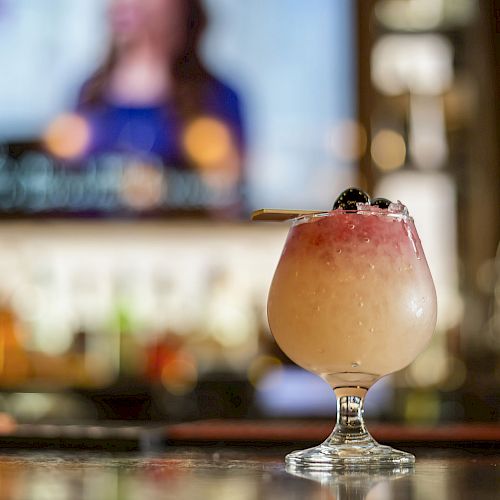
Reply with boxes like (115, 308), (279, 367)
(370, 198), (392, 209)
(333, 188), (370, 210)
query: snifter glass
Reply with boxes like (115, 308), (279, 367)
(267, 207), (437, 469)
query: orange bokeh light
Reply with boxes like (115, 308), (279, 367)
(44, 113), (90, 160)
(182, 116), (233, 170)
(371, 129), (406, 171)
(161, 353), (198, 395)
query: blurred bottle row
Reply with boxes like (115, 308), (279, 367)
(0, 222), (285, 394)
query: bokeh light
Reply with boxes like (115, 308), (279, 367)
(120, 163), (165, 210)
(182, 116), (233, 170)
(43, 114), (90, 160)
(375, 0), (476, 31)
(161, 354), (198, 396)
(440, 356), (467, 392)
(409, 95), (448, 170)
(370, 129), (406, 171)
(247, 355), (282, 387)
(375, 0), (443, 31)
(407, 343), (448, 387)
(328, 120), (367, 162)
(371, 34), (453, 96)
(404, 390), (440, 423)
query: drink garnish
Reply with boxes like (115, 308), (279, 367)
(251, 208), (322, 221)
(251, 189), (395, 221)
(370, 197), (392, 209)
(332, 188), (370, 210)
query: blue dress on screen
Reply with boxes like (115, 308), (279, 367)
(76, 80), (244, 167)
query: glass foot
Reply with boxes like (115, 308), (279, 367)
(285, 440), (415, 471)
(285, 392), (416, 470)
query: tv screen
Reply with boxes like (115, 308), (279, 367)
(0, 0), (356, 217)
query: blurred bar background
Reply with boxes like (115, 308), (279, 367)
(0, 0), (497, 427)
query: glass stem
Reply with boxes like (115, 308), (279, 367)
(325, 388), (375, 446)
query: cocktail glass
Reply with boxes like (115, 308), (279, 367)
(267, 205), (437, 469)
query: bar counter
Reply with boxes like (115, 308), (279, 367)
(0, 447), (497, 499)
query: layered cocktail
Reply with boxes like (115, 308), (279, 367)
(266, 189), (437, 469)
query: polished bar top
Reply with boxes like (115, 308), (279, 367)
(0, 448), (497, 499)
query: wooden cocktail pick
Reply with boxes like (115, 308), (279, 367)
(251, 208), (324, 221)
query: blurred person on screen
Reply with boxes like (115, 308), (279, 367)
(73, 0), (244, 178)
